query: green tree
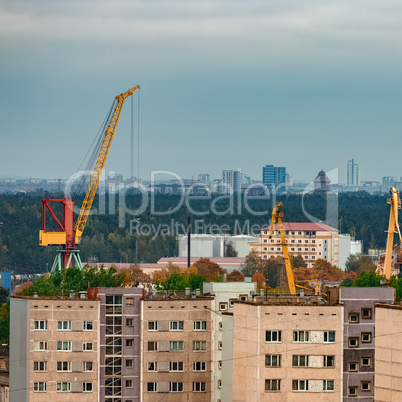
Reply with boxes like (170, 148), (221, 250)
(225, 241), (238, 257)
(291, 255), (307, 268)
(0, 287), (10, 305)
(0, 300), (10, 344)
(345, 254), (376, 274)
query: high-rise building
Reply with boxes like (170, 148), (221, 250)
(197, 174), (211, 185)
(382, 176), (397, 187)
(262, 165), (286, 189)
(347, 159), (359, 186)
(222, 169), (242, 194)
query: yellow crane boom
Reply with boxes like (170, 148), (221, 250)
(268, 202), (296, 295)
(377, 187), (402, 279)
(74, 85), (140, 241)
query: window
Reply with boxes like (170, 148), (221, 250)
(34, 361), (47, 371)
(265, 379), (281, 392)
(219, 303), (227, 311)
(194, 321), (207, 331)
(148, 362), (157, 371)
(126, 380), (133, 388)
(83, 383), (93, 392)
(218, 380), (222, 389)
(292, 355), (308, 367)
(148, 321), (158, 331)
(348, 386), (357, 396)
(193, 382), (206, 392)
(57, 341), (71, 351)
(218, 341), (222, 350)
(349, 313), (359, 323)
(170, 341), (183, 351)
(361, 308), (372, 319)
(323, 380), (334, 391)
(170, 382), (183, 392)
(324, 355), (335, 367)
(148, 342), (157, 351)
(34, 341), (47, 351)
(126, 359), (133, 367)
(193, 341), (206, 351)
(349, 337), (359, 348)
(57, 321), (71, 331)
(265, 355), (281, 367)
(361, 332), (372, 343)
(218, 360), (222, 369)
(193, 361), (206, 371)
(147, 383), (157, 392)
(84, 362), (93, 372)
(126, 298), (134, 305)
(229, 299), (235, 308)
(219, 322), (223, 330)
(266, 331), (281, 343)
(34, 320), (47, 330)
(57, 362), (71, 372)
(83, 342), (93, 351)
(126, 339), (133, 347)
(348, 361), (358, 372)
(361, 357), (372, 367)
(126, 318), (133, 327)
(292, 380), (309, 391)
(84, 321), (93, 331)
(293, 331), (309, 343)
(324, 331), (335, 343)
(361, 381), (371, 391)
(170, 361), (184, 371)
(57, 382), (71, 392)
(170, 321), (184, 331)
(33, 382), (47, 392)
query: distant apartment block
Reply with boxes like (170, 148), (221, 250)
(142, 294), (214, 401)
(10, 296), (100, 401)
(249, 222), (339, 268)
(339, 287), (394, 402)
(347, 159), (359, 186)
(229, 300), (343, 401)
(262, 165), (286, 190)
(197, 174), (211, 185)
(382, 176), (397, 187)
(222, 169), (242, 194)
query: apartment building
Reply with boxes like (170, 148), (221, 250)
(229, 299), (343, 401)
(203, 281), (257, 402)
(249, 222), (339, 268)
(10, 295), (100, 401)
(374, 303), (402, 401)
(141, 294), (214, 401)
(339, 287), (395, 401)
(97, 287), (143, 402)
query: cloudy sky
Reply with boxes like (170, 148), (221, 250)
(1, 0), (402, 184)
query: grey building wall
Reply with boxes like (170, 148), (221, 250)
(97, 287), (143, 402)
(340, 287), (394, 402)
(9, 298), (29, 402)
(221, 313), (233, 402)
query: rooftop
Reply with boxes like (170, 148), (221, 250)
(262, 222), (338, 232)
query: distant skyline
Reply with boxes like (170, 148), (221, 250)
(1, 1), (402, 184)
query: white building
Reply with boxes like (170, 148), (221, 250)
(179, 234), (258, 258)
(338, 234), (363, 269)
(222, 169), (242, 194)
(347, 159), (359, 186)
(202, 281), (257, 402)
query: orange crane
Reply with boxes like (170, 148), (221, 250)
(376, 187), (402, 279)
(268, 202), (297, 295)
(39, 85), (140, 271)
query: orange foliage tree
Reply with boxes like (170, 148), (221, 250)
(227, 270), (244, 282)
(251, 272), (266, 289)
(193, 258), (225, 281)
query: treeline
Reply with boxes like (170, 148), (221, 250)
(0, 191), (391, 274)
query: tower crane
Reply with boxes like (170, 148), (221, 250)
(376, 187), (402, 279)
(268, 202), (297, 295)
(39, 85), (140, 272)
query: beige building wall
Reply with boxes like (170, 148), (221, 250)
(27, 298), (99, 401)
(232, 302), (343, 402)
(142, 296), (214, 402)
(375, 303), (402, 402)
(250, 227), (339, 269)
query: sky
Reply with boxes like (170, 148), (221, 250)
(1, 0), (402, 184)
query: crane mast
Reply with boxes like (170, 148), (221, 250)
(268, 202), (297, 295)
